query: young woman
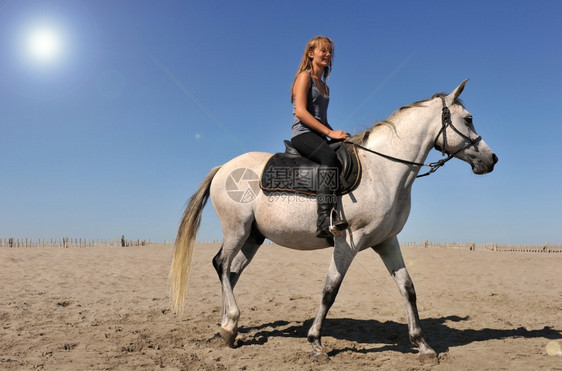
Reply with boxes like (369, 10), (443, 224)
(290, 36), (350, 238)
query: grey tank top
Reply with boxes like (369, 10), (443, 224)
(291, 71), (333, 139)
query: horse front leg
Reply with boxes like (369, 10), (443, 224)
(374, 237), (438, 363)
(308, 240), (356, 358)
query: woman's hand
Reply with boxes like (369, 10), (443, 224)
(328, 129), (350, 140)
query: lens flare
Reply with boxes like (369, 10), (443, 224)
(546, 341), (561, 356)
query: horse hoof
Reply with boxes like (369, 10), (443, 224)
(219, 328), (237, 348)
(418, 350), (439, 365)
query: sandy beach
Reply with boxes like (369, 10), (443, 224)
(1, 243), (561, 370)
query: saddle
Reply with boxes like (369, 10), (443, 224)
(260, 140), (361, 195)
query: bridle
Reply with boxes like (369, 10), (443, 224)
(352, 96), (482, 178)
(433, 97), (482, 163)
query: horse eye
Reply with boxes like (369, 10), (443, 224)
(465, 116), (473, 125)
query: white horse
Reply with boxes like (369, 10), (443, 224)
(170, 80), (497, 362)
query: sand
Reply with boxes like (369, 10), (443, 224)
(1, 243), (561, 370)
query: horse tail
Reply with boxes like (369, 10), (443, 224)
(170, 165), (222, 315)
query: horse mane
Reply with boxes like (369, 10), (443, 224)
(348, 93), (464, 145)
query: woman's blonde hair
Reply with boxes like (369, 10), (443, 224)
(290, 36), (334, 102)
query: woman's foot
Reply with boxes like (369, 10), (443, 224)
(316, 210), (347, 238)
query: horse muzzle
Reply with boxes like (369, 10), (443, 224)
(472, 152), (498, 174)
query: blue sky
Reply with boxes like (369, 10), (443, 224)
(1, 0), (561, 245)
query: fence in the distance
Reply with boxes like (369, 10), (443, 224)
(0, 237), (172, 248)
(402, 241), (562, 253)
(2, 238), (560, 253)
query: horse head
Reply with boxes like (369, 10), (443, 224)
(435, 80), (498, 174)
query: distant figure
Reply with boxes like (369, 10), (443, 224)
(121, 235), (126, 247)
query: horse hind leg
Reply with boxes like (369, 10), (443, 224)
(226, 224), (265, 289)
(212, 235), (246, 347)
(212, 224), (264, 347)
(374, 238), (438, 364)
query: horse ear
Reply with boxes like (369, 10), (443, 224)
(451, 79), (469, 101)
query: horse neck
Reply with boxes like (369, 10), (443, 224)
(364, 101), (441, 185)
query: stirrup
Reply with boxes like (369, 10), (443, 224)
(328, 207), (347, 237)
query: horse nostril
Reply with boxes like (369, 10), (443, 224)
(492, 154), (498, 164)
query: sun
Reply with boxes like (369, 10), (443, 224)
(26, 25), (63, 63)
(0, 1), (99, 98)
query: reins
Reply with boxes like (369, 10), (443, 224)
(351, 97), (482, 178)
(351, 143), (448, 178)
